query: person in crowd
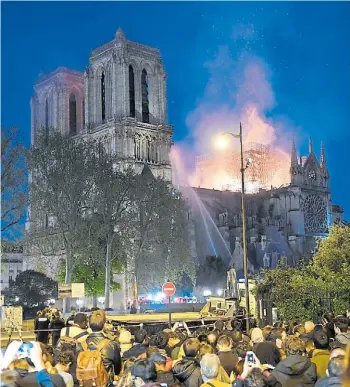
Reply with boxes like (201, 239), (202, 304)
(66, 310), (76, 327)
(59, 313), (89, 343)
(231, 360), (244, 382)
(217, 335), (238, 377)
(250, 328), (264, 346)
(49, 312), (66, 348)
(293, 324), (306, 337)
(253, 339), (281, 368)
(2, 341), (66, 387)
(36, 310), (50, 345)
(314, 348), (345, 387)
(231, 330), (243, 349)
(123, 329), (149, 359)
(305, 339), (315, 358)
(172, 339), (202, 387)
(311, 329), (331, 378)
(332, 315), (350, 349)
(54, 351), (74, 387)
(150, 352), (175, 385)
(262, 326), (272, 341)
(304, 321), (315, 338)
(199, 354), (231, 387)
(214, 321), (225, 334)
(153, 332), (169, 357)
(198, 345), (230, 383)
(235, 341), (252, 360)
(268, 335), (317, 386)
(207, 332), (218, 351)
(131, 359), (160, 387)
(165, 331), (181, 358)
(119, 330), (133, 356)
(85, 309), (122, 378)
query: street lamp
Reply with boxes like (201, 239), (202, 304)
(214, 122), (251, 332)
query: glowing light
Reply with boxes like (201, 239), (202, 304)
(98, 297), (105, 304)
(147, 294), (153, 300)
(76, 299), (83, 306)
(215, 136), (229, 150)
(154, 292), (165, 302)
(217, 289), (223, 296)
(203, 290), (212, 297)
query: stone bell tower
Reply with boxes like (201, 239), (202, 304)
(83, 27), (172, 180)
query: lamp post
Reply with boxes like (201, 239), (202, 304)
(215, 122), (251, 332)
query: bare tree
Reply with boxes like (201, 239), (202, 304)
(1, 127), (27, 238)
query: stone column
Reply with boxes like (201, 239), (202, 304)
(62, 88), (69, 135)
(52, 90), (58, 130)
(116, 58), (127, 118)
(111, 61), (116, 118)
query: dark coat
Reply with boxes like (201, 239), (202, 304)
(35, 317), (50, 344)
(156, 370), (176, 385)
(217, 350), (239, 377)
(122, 343), (148, 359)
(269, 354), (317, 387)
(49, 317), (66, 346)
(172, 357), (203, 387)
(16, 370), (66, 387)
(85, 332), (122, 376)
(253, 342), (281, 367)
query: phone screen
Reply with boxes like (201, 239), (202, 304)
(247, 352), (254, 364)
(18, 342), (34, 358)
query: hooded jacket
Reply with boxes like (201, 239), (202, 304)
(269, 354), (317, 386)
(315, 375), (343, 387)
(332, 333), (350, 348)
(122, 343), (149, 359)
(172, 357), (202, 387)
(311, 349), (330, 378)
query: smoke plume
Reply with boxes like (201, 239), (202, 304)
(171, 27), (295, 192)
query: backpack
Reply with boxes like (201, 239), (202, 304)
(56, 327), (88, 355)
(76, 338), (110, 387)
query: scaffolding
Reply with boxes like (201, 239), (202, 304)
(195, 142), (287, 192)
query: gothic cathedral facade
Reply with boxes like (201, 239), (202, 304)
(30, 28), (172, 181)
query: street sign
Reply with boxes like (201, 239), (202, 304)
(58, 283), (85, 298)
(162, 282), (176, 297)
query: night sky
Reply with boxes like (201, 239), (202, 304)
(2, 1), (350, 219)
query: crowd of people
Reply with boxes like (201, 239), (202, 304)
(1, 309), (350, 387)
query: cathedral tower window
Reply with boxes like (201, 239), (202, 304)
(82, 99), (85, 128)
(141, 69), (149, 123)
(45, 98), (49, 128)
(101, 71), (106, 121)
(69, 93), (77, 135)
(129, 65), (135, 118)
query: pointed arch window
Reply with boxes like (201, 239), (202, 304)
(129, 65), (135, 118)
(45, 99), (49, 128)
(69, 93), (77, 135)
(101, 71), (106, 121)
(141, 69), (149, 123)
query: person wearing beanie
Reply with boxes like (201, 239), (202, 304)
(250, 328), (264, 345)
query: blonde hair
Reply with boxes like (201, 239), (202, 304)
(343, 344), (350, 387)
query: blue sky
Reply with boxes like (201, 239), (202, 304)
(2, 1), (350, 219)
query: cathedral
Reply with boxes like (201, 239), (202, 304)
(29, 28), (346, 301)
(31, 28), (172, 181)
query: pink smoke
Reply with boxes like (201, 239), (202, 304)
(171, 41), (294, 192)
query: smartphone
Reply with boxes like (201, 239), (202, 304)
(247, 351), (255, 365)
(18, 342), (34, 359)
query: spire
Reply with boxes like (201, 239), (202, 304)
(291, 136), (298, 166)
(320, 141), (329, 175)
(115, 27), (126, 42)
(309, 137), (313, 154)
